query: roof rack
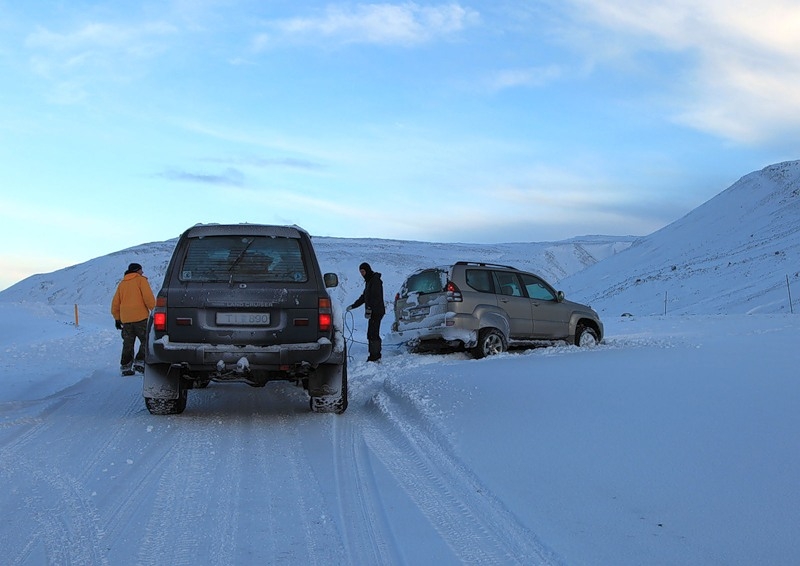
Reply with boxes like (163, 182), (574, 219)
(455, 261), (518, 270)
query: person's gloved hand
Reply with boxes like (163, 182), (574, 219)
(115, 320), (123, 330)
(346, 305), (353, 311)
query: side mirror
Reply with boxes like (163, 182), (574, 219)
(556, 290), (565, 302)
(324, 273), (339, 288)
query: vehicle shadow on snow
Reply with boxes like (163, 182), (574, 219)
(153, 382), (315, 419)
(397, 339), (576, 358)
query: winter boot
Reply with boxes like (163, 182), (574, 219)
(133, 360), (145, 374)
(121, 362), (135, 376)
(367, 340), (382, 362)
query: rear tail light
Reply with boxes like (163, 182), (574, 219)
(153, 311), (167, 331)
(153, 296), (167, 332)
(445, 281), (463, 302)
(318, 297), (332, 331)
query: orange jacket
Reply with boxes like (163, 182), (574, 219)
(111, 273), (156, 323)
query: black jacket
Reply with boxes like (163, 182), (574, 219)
(351, 271), (385, 316)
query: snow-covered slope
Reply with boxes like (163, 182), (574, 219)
(0, 234), (634, 309)
(563, 160), (800, 316)
(2, 160), (800, 319)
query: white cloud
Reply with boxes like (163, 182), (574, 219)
(562, 0), (800, 144)
(26, 21), (177, 52)
(21, 19), (179, 105)
(25, 20), (177, 82)
(255, 2), (479, 49)
(485, 65), (563, 92)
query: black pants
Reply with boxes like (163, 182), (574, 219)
(367, 314), (383, 360)
(120, 319), (147, 366)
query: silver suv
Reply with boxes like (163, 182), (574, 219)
(389, 261), (603, 358)
(143, 224), (347, 415)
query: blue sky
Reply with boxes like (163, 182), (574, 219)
(1, 1), (798, 291)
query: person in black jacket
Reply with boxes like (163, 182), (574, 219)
(347, 262), (385, 362)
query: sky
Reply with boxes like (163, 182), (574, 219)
(2, 0), (800, 292)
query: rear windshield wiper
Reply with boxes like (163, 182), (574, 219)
(228, 238), (255, 272)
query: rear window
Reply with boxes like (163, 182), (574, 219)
(179, 235), (307, 283)
(403, 270), (444, 295)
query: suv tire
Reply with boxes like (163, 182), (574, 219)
(471, 328), (506, 358)
(575, 324), (600, 347)
(145, 391), (187, 415)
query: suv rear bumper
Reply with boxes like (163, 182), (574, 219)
(148, 335), (334, 370)
(386, 325), (477, 349)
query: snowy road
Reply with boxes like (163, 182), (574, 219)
(0, 329), (555, 565)
(2, 304), (799, 565)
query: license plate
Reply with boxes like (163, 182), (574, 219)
(409, 306), (430, 317)
(216, 312), (271, 326)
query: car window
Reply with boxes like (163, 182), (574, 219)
(519, 273), (556, 300)
(403, 270), (444, 295)
(493, 271), (523, 296)
(465, 269), (494, 293)
(179, 235), (307, 283)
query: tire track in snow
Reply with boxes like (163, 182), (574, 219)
(0, 390), (110, 566)
(198, 389), (346, 564)
(259, 411), (347, 565)
(135, 419), (221, 566)
(358, 387), (563, 565)
(133, 386), (346, 565)
(1, 450), (108, 566)
(331, 415), (401, 565)
(204, 413), (243, 566)
(13, 370), (157, 564)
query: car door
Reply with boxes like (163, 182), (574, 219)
(519, 273), (571, 339)
(492, 271), (532, 337)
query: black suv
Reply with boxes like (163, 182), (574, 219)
(143, 224), (347, 415)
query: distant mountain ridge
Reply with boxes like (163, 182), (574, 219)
(3, 160), (799, 316)
(0, 233), (634, 309)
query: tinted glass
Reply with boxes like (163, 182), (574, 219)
(404, 270), (444, 295)
(519, 273), (556, 300)
(465, 269), (494, 293)
(493, 271), (523, 296)
(179, 235), (307, 283)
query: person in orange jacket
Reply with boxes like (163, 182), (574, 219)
(111, 263), (156, 376)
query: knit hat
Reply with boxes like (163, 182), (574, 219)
(359, 262), (372, 273)
(125, 262), (143, 274)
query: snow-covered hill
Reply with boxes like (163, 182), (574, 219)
(0, 161), (800, 322)
(0, 234), (634, 310)
(3, 161), (799, 320)
(563, 160), (800, 316)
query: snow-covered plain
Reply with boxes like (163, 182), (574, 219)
(1, 161), (799, 565)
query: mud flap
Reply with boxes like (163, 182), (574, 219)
(143, 362), (182, 400)
(308, 346), (348, 414)
(308, 361), (344, 397)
